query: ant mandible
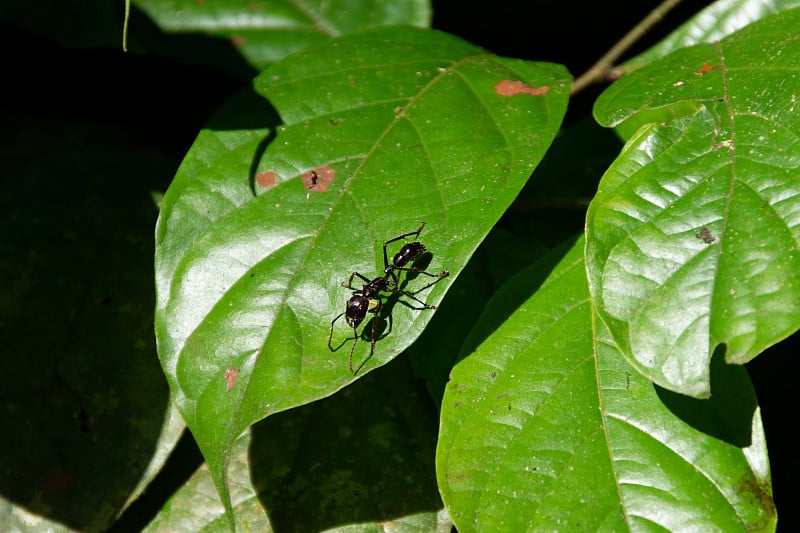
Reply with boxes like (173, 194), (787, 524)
(328, 222), (449, 373)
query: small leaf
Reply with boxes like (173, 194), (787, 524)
(588, 10), (800, 396)
(155, 26), (570, 519)
(133, 0), (431, 71)
(142, 429), (271, 532)
(437, 237), (775, 532)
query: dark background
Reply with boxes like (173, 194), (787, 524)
(1, 0), (795, 530)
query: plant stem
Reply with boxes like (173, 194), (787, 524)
(571, 0), (686, 95)
(122, 0), (130, 52)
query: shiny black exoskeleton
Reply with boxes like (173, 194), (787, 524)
(328, 222), (449, 373)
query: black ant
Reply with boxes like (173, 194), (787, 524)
(328, 222), (449, 373)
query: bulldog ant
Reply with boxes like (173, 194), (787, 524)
(328, 222), (449, 373)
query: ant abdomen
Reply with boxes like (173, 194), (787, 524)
(392, 242), (426, 269)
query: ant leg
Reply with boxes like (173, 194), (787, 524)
(369, 298), (382, 348)
(395, 288), (439, 310)
(348, 324), (359, 373)
(382, 222), (426, 269)
(328, 312), (345, 350)
(351, 299), (381, 374)
(392, 266), (449, 278)
(369, 313), (379, 354)
(385, 221), (425, 246)
(384, 270), (448, 301)
(342, 271), (372, 289)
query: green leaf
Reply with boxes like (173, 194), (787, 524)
(155, 26), (570, 520)
(0, 0), (124, 49)
(407, 118), (617, 404)
(437, 236), (775, 532)
(408, 226), (551, 404)
(145, 358), (450, 532)
(623, 0), (800, 72)
(133, 0), (431, 71)
(588, 10), (800, 397)
(143, 429), (271, 532)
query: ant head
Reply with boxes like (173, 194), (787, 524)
(345, 295), (370, 328)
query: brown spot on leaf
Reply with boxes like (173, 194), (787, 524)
(696, 226), (715, 244)
(256, 170), (277, 188)
(494, 80), (549, 97)
(230, 35), (247, 48)
(734, 477), (776, 526)
(329, 118), (342, 125)
(698, 63), (720, 75)
(224, 367), (239, 391)
(301, 164), (335, 192)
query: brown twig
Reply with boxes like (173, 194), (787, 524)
(571, 0), (687, 95)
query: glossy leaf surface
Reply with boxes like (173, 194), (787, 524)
(155, 26), (569, 516)
(437, 237), (774, 532)
(134, 0), (430, 71)
(588, 10), (800, 397)
(624, 0), (800, 72)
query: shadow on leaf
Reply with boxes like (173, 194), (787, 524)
(249, 356), (442, 532)
(656, 346), (758, 448)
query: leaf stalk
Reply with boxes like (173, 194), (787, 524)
(571, 0), (686, 94)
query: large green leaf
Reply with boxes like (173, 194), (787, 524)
(587, 10), (800, 397)
(437, 236), (774, 532)
(407, 117), (619, 405)
(134, 0), (430, 71)
(145, 358), (449, 532)
(155, 26), (570, 520)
